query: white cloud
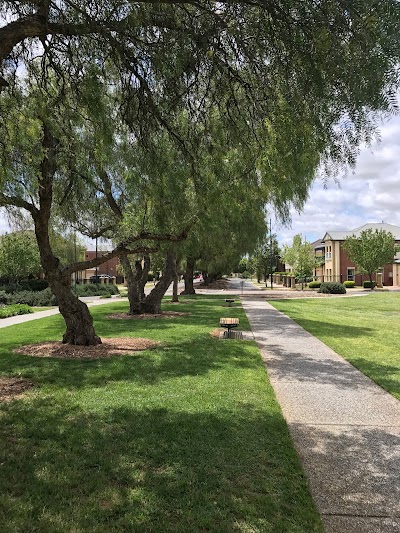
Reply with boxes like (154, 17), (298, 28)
(276, 115), (400, 245)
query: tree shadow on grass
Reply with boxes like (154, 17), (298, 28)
(349, 357), (400, 400)
(0, 335), (261, 390)
(0, 400), (322, 532)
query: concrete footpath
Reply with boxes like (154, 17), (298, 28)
(242, 299), (400, 533)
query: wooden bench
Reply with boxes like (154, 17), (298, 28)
(220, 317), (239, 336)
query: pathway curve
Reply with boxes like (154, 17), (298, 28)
(241, 298), (400, 533)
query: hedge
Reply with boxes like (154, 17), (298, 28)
(318, 282), (346, 294)
(343, 281), (356, 288)
(308, 281), (321, 289)
(0, 304), (33, 318)
(363, 281), (377, 289)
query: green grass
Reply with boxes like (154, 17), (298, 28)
(0, 295), (322, 532)
(270, 293), (400, 401)
(32, 306), (53, 312)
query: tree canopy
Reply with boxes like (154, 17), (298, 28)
(282, 234), (315, 279)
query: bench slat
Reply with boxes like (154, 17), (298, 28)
(220, 318), (239, 325)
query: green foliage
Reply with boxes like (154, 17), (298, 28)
(0, 232), (41, 282)
(74, 284), (119, 297)
(318, 282), (346, 294)
(363, 281), (377, 289)
(282, 235), (316, 279)
(0, 304), (33, 318)
(241, 271), (252, 279)
(6, 289), (57, 307)
(342, 229), (399, 281)
(308, 281), (321, 289)
(343, 281), (356, 288)
(0, 279), (49, 293)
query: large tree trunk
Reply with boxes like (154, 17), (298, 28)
(202, 270), (210, 286)
(120, 253), (142, 314)
(50, 274), (101, 345)
(32, 121), (101, 345)
(181, 257), (196, 295)
(139, 255), (151, 300)
(172, 256), (179, 302)
(141, 250), (176, 314)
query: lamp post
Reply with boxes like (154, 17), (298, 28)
(269, 219), (274, 290)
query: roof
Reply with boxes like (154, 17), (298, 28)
(322, 223), (400, 242)
(310, 239), (325, 250)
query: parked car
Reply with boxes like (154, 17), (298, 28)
(90, 274), (112, 283)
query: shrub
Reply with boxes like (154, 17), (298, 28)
(318, 282), (346, 294)
(240, 271), (251, 279)
(343, 281), (356, 288)
(0, 279), (49, 293)
(8, 288), (57, 306)
(308, 281), (321, 289)
(74, 284), (119, 297)
(0, 290), (11, 305)
(100, 294), (112, 299)
(363, 281), (376, 289)
(0, 304), (33, 318)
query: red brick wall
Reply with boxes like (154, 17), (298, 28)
(85, 251), (119, 277)
(338, 242), (394, 286)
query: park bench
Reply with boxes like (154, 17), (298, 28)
(220, 317), (239, 338)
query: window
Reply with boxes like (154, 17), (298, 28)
(347, 268), (355, 281)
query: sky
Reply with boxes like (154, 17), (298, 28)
(1, 114), (400, 249)
(273, 114), (400, 246)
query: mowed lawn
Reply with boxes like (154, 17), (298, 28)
(0, 296), (322, 532)
(270, 293), (400, 401)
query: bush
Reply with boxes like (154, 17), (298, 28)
(363, 281), (376, 289)
(0, 304), (33, 318)
(8, 288), (58, 306)
(318, 282), (346, 294)
(308, 281), (321, 289)
(343, 281), (356, 288)
(0, 290), (11, 305)
(0, 279), (49, 293)
(74, 284), (119, 297)
(241, 271), (251, 279)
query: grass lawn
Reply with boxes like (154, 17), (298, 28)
(32, 307), (53, 312)
(270, 293), (400, 401)
(0, 295), (322, 532)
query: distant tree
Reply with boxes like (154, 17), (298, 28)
(0, 231), (41, 282)
(342, 229), (399, 287)
(282, 235), (315, 283)
(253, 236), (280, 283)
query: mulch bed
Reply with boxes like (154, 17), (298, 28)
(0, 377), (35, 402)
(108, 311), (189, 320)
(13, 338), (160, 359)
(195, 279), (230, 290)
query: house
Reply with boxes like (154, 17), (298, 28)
(78, 250), (121, 283)
(317, 223), (400, 286)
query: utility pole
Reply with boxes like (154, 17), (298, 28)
(95, 237), (98, 283)
(270, 219), (273, 290)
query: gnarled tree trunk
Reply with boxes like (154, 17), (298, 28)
(181, 257), (196, 295)
(141, 249), (176, 314)
(32, 121), (101, 345)
(120, 253), (142, 314)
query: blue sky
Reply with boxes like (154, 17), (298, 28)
(2, 114), (400, 249)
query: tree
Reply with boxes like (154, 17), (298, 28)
(0, 231), (41, 282)
(282, 235), (315, 283)
(253, 236), (281, 283)
(342, 229), (399, 286)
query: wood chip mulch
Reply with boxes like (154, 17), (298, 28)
(195, 279), (230, 290)
(13, 338), (160, 359)
(210, 328), (224, 338)
(0, 377), (35, 402)
(108, 311), (189, 320)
